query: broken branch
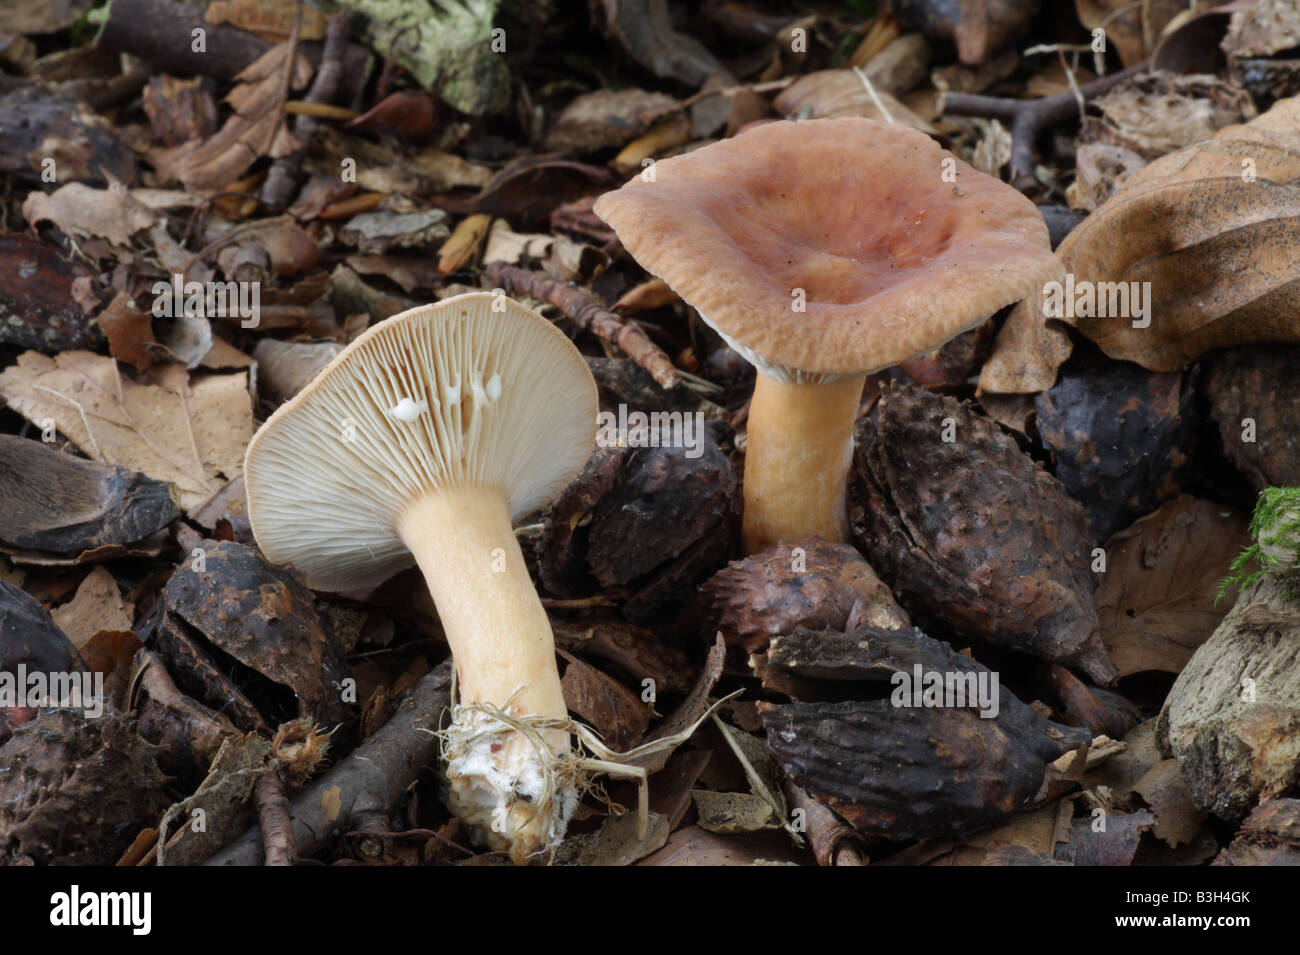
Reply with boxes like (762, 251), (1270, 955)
(204, 663), (451, 866)
(942, 62), (1149, 193)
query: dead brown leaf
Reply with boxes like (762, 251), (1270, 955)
(51, 565), (133, 649)
(981, 93), (1300, 393)
(438, 213), (492, 276)
(150, 40), (312, 192)
(95, 294), (157, 371)
(143, 75), (218, 147)
(23, 180), (156, 248)
(774, 70), (933, 131)
(1097, 496), (1251, 678)
(0, 351), (253, 513)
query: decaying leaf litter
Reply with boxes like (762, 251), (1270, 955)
(1, 0), (1300, 868)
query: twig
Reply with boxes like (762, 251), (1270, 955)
(673, 77), (796, 111)
(485, 263), (681, 390)
(852, 65), (893, 123)
(205, 664), (452, 866)
(941, 62), (1148, 193)
(254, 768), (297, 866)
(261, 10), (350, 209)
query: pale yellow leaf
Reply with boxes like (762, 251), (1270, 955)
(0, 351), (253, 513)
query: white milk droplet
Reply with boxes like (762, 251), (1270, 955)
(389, 397), (425, 421)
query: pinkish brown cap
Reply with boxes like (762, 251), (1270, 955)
(593, 117), (1063, 381)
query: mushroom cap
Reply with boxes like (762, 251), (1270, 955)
(244, 292), (598, 592)
(593, 117), (1063, 378)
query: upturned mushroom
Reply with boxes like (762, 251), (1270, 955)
(594, 117), (1063, 553)
(243, 291), (598, 862)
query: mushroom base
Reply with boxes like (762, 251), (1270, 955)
(399, 485), (575, 863)
(443, 708), (578, 864)
(742, 372), (866, 554)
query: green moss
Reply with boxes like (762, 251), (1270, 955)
(1217, 486), (1300, 602)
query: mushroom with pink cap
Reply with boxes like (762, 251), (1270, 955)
(243, 291), (598, 863)
(594, 117), (1064, 554)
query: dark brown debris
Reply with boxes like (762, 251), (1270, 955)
(1204, 344), (1300, 492)
(0, 435), (179, 556)
(1035, 351), (1195, 542)
(0, 709), (170, 865)
(758, 624), (1091, 841)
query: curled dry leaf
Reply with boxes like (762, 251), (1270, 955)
(150, 39), (312, 192)
(1075, 0), (1189, 67)
(438, 213), (492, 275)
(850, 383), (1116, 683)
(252, 338), (343, 403)
(0, 351), (254, 513)
(143, 74), (219, 147)
(346, 89), (438, 140)
(1079, 72), (1255, 162)
(1097, 496), (1251, 679)
(23, 180), (157, 249)
(1054, 808), (1155, 865)
(96, 293), (158, 371)
(981, 94), (1300, 394)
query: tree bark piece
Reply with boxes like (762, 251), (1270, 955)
(1159, 574), (1300, 820)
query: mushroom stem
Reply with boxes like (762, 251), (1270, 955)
(742, 372), (866, 554)
(397, 484), (572, 862)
